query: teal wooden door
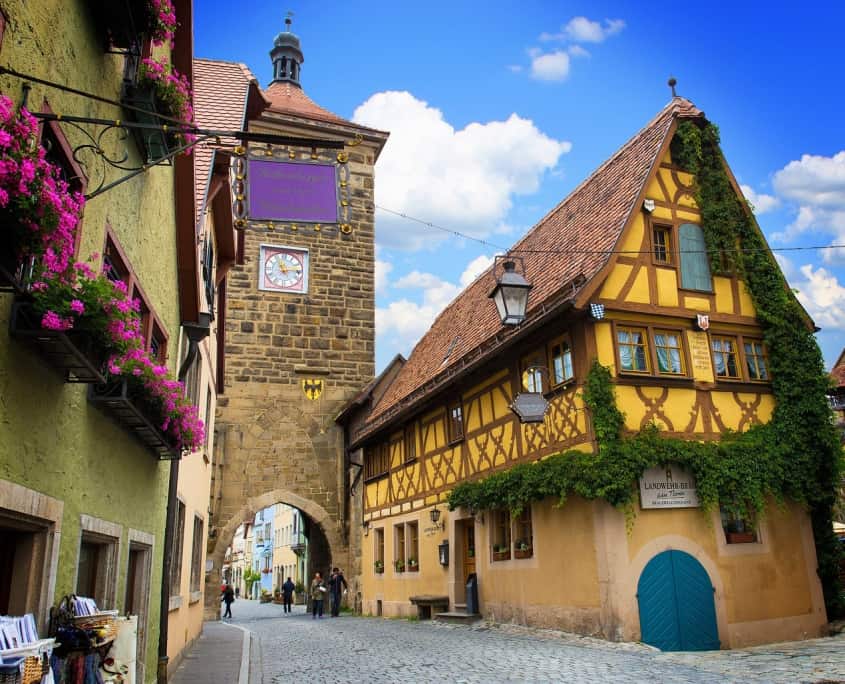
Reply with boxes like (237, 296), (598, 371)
(637, 550), (719, 651)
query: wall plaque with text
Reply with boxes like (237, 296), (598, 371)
(639, 465), (700, 509)
(247, 159), (339, 224)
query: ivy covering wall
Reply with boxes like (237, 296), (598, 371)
(448, 119), (844, 618)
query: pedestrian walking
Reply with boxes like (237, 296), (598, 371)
(310, 571), (327, 619)
(282, 576), (295, 614)
(328, 567), (348, 617)
(221, 584), (235, 619)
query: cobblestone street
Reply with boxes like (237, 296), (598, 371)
(227, 600), (845, 683)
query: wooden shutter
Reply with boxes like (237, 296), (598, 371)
(679, 224), (712, 291)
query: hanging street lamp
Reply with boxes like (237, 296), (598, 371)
(489, 257), (532, 325)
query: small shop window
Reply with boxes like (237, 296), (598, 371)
(189, 515), (204, 594)
(617, 326), (650, 373)
(653, 330), (685, 375)
(514, 508), (533, 559)
(679, 223), (712, 291)
(720, 506), (758, 544)
(521, 351), (546, 393)
(394, 525), (406, 572)
(447, 401), (464, 444)
(743, 339), (769, 381)
(712, 336), (741, 379)
(374, 528), (385, 574)
(549, 337), (574, 386)
(169, 500), (186, 598)
(491, 510), (511, 561)
(404, 424), (417, 463)
(407, 522), (419, 571)
(652, 224), (672, 264)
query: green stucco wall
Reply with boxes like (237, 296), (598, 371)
(0, 1), (182, 681)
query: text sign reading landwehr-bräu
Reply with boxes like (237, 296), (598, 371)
(248, 159), (339, 224)
(639, 465), (700, 509)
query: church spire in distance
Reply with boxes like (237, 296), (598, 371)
(270, 12), (304, 87)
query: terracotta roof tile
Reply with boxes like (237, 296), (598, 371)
(831, 361), (845, 388)
(192, 58), (266, 221)
(367, 97), (703, 427)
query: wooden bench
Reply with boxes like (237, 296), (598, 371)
(409, 595), (449, 620)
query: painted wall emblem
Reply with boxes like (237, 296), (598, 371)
(302, 378), (324, 401)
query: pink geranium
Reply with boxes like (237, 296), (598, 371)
(139, 57), (196, 151)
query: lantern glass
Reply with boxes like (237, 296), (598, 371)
(489, 259), (532, 325)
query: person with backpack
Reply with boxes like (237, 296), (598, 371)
(282, 576), (295, 614)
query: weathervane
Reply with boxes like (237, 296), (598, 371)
(668, 76), (678, 98)
(285, 10), (294, 30)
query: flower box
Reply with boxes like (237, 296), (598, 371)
(514, 547), (533, 559)
(121, 83), (177, 163)
(88, 378), (181, 459)
(492, 550), (511, 562)
(726, 531), (756, 544)
(9, 299), (108, 383)
(406, 564), (419, 572)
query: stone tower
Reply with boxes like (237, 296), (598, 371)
(205, 20), (388, 613)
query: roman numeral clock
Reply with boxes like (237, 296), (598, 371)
(259, 244), (309, 294)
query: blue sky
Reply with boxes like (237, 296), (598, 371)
(195, 1), (845, 373)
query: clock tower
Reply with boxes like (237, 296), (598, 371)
(207, 19), (388, 608)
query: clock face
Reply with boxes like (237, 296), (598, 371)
(259, 245), (309, 293)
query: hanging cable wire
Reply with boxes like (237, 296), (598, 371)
(375, 204), (845, 257)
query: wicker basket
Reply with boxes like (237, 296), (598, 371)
(0, 657), (22, 684)
(72, 610), (118, 643)
(21, 655), (47, 684)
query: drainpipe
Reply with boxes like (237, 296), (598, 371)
(157, 315), (211, 684)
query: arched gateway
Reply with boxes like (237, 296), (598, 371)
(201, 22), (388, 618)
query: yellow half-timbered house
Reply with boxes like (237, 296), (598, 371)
(340, 97), (828, 649)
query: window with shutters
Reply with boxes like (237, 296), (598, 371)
(447, 401), (464, 444)
(679, 223), (712, 291)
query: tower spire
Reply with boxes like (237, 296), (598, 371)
(270, 13), (304, 87)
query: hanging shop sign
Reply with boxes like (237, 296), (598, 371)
(248, 158), (339, 224)
(639, 464), (700, 509)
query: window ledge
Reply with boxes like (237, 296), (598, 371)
(713, 379), (773, 393)
(616, 375), (695, 388)
(169, 595), (182, 612)
(189, 591), (202, 604)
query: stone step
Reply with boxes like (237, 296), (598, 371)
(454, 603), (466, 610)
(434, 611), (481, 625)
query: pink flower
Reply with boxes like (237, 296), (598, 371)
(41, 310), (72, 331)
(70, 299), (85, 315)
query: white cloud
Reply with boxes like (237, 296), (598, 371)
(507, 64), (523, 73)
(459, 254), (495, 287)
(353, 91), (570, 250)
(770, 150), (845, 242)
(374, 259), (392, 294)
(530, 50), (570, 81)
(564, 16), (626, 43)
(740, 184), (780, 214)
(376, 255), (494, 357)
(792, 264), (845, 330)
(568, 45), (590, 58)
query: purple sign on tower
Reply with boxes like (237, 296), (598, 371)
(247, 159), (339, 223)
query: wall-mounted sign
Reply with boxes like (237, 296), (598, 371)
(248, 159), (339, 224)
(511, 392), (549, 424)
(639, 465), (700, 509)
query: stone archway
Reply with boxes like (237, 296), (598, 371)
(205, 488), (346, 618)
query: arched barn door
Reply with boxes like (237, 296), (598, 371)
(637, 550), (719, 651)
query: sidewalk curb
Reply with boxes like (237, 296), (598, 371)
(219, 622), (251, 684)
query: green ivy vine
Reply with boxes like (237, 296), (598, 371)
(448, 119), (844, 618)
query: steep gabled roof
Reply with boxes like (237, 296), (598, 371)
(832, 348), (845, 389)
(192, 58), (269, 223)
(365, 97), (703, 431)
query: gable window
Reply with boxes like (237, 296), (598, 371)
(744, 339), (769, 381)
(404, 424), (417, 463)
(549, 337), (574, 387)
(712, 336), (740, 379)
(679, 223), (712, 291)
(447, 402), (464, 444)
(653, 330), (685, 375)
(652, 224), (672, 264)
(617, 326), (650, 373)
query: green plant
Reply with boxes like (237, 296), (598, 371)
(407, 557), (418, 567)
(516, 540), (531, 552)
(374, 560), (384, 572)
(294, 581), (305, 594)
(394, 559), (405, 571)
